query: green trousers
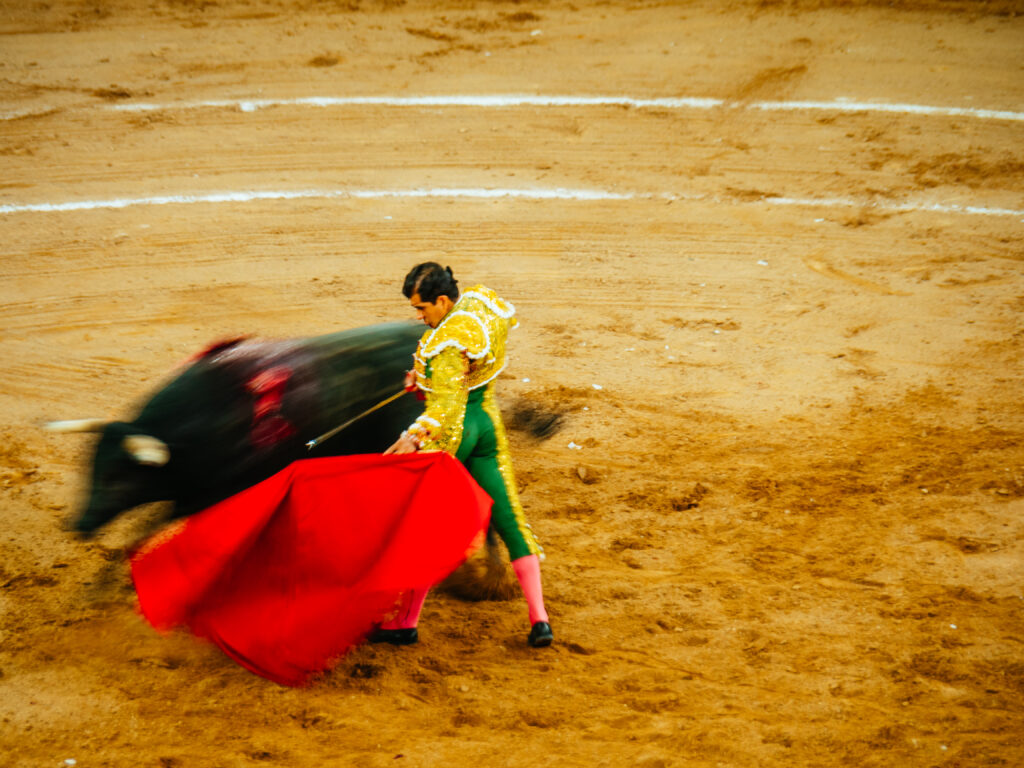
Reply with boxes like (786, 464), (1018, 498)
(454, 387), (541, 561)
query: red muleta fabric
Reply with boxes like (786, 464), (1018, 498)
(129, 453), (492, 686)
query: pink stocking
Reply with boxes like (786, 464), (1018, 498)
(380, 587), (429, 630)
(512, 554), (549, 624)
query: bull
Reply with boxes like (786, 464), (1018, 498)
(48, 323), (424, 536)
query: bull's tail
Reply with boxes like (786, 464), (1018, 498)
(485, 527), (503, 567)
(439, 525), (517, 602)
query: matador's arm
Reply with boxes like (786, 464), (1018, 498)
(405, 346), (470, 455)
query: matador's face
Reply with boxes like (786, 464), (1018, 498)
(409, 292), (453, 329)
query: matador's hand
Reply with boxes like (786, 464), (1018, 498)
(384, 432), (419, 455)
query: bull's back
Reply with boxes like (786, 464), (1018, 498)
(302, 323), (421, 408)
(128, 323), (422, 510)
(298, 322), (423, 453)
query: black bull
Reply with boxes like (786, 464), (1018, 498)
(59, 323), (425, 535)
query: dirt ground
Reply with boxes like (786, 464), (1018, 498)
(2, 0), (1023, 765)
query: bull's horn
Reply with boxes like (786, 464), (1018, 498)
(44, 419), (110, 433)
(123, 435), (170, 467)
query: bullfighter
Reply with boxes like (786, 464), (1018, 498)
(382, 262), (553, 649)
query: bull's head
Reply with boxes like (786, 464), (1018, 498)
(47, 420), (172, 536)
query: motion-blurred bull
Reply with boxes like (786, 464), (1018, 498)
(48, 323), (423, 535)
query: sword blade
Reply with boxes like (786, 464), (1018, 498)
(305, 389), (407, 450)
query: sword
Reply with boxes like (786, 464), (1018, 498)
(305, 389), (407, 451)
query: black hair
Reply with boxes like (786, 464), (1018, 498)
(402, 262), (460, 303)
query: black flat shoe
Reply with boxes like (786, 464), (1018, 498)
(369, 627), (419, 645)
(528, 621), (553, 648)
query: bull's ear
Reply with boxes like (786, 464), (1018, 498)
(123, 435), (170, 467)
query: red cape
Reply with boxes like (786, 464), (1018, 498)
(129, 453), (492, 686)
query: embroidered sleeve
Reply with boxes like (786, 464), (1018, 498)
(421, 312), (488, 360)
(405, 346), (470, 455)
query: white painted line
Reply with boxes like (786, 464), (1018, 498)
(764, 195), (1024, 218)
(6, 93), (1023, 123)
(751, 99), (1024, 122)
(1, 187), (1021, 219)
(0, 187), (634, 214)
(111, 95), (727, 113)
(0, 107), (61, 121)
(100, 94), (1024, 122)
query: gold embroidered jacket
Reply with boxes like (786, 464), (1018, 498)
(405, 285), (517, 453)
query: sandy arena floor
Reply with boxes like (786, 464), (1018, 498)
(1, 1), (1023, 765)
